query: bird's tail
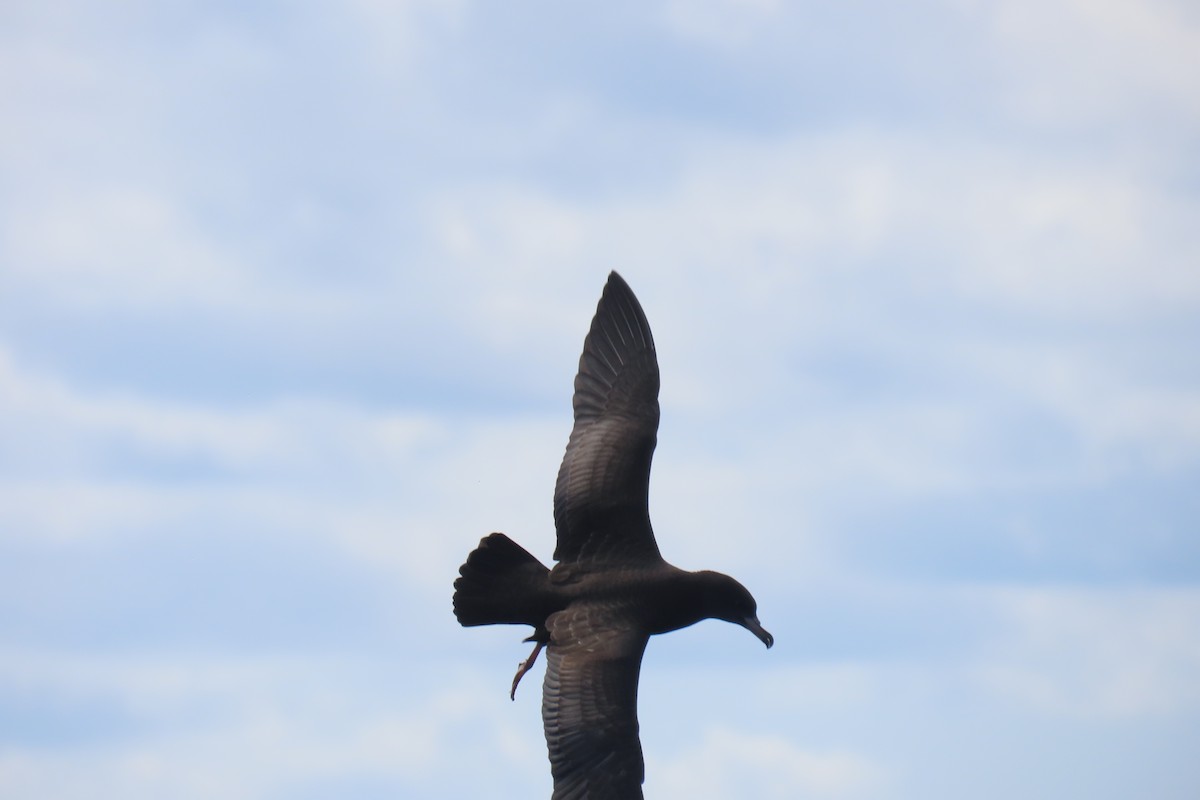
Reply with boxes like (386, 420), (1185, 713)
(453, 533), (552, 628)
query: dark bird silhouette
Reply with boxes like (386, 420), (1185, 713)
(453, 272), (773, 799)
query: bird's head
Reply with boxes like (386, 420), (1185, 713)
(698, 571), (774, 649)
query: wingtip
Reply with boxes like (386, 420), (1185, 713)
(605, 270), (632, 294)
(595, 271), (654, 351)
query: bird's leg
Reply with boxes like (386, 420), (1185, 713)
(510, 639), (545, 701)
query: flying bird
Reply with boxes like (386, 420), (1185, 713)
(453, 272), (773, 799)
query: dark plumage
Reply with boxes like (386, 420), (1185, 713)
(453, 272), (772, 799)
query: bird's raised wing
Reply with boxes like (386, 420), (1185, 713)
(542, 604), (649, 800)
(553, 272), (662, 566)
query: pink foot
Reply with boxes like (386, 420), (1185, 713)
(510, 640), (545, 700)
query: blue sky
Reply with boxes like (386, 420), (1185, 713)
(2, 1), (1198, 797)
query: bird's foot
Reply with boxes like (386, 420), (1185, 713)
(510, 640), (545, 701)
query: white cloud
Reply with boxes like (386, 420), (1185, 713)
(343, 0), (467, 71)
(4, 187), (200, 307)
(987, 0), (1200, 127)
(661, 0), (784, 48)
(651, 726), (883, 799)
(0, 649), (544, 800)
(1, 4), (1197, 799)
(428, 129), (1198, 330)
(948, 340), (1200, 475)
(0, 345), (406, 491)
(1, 184), (366, 315)
(415, 128), (1199, 512)
(978, 586), (1200, 718)
(0, 343), (562, 593)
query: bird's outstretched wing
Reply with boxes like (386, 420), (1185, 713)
(542, 605), (649, 800)
(553, 272), (663, 566)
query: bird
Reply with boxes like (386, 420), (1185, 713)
(453, 272), (773, 799)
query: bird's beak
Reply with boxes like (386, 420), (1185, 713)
(743, 616), (774, 649)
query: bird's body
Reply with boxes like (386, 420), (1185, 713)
(453, 272), (771, 799)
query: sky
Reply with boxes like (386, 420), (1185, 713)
(1, 1), (1199, 798)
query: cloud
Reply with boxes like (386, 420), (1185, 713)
(986, 0), (1200, 128)
(650, 726), (883, 799)
(946, 339), (1200, 476)
(3, 186), (256, 311)
(661, 0), (784, 48)
(1, 3), (1197, 799)
(0, 343), (563, 593)
(427, 127), (1197, 332)
(0, 649), (546, 800)
(343, 0), (467, 70)
(977, 586), (1200, 718)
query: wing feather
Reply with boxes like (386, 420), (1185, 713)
(542, 605), (648, 800)
(553, 273), (662, 566)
